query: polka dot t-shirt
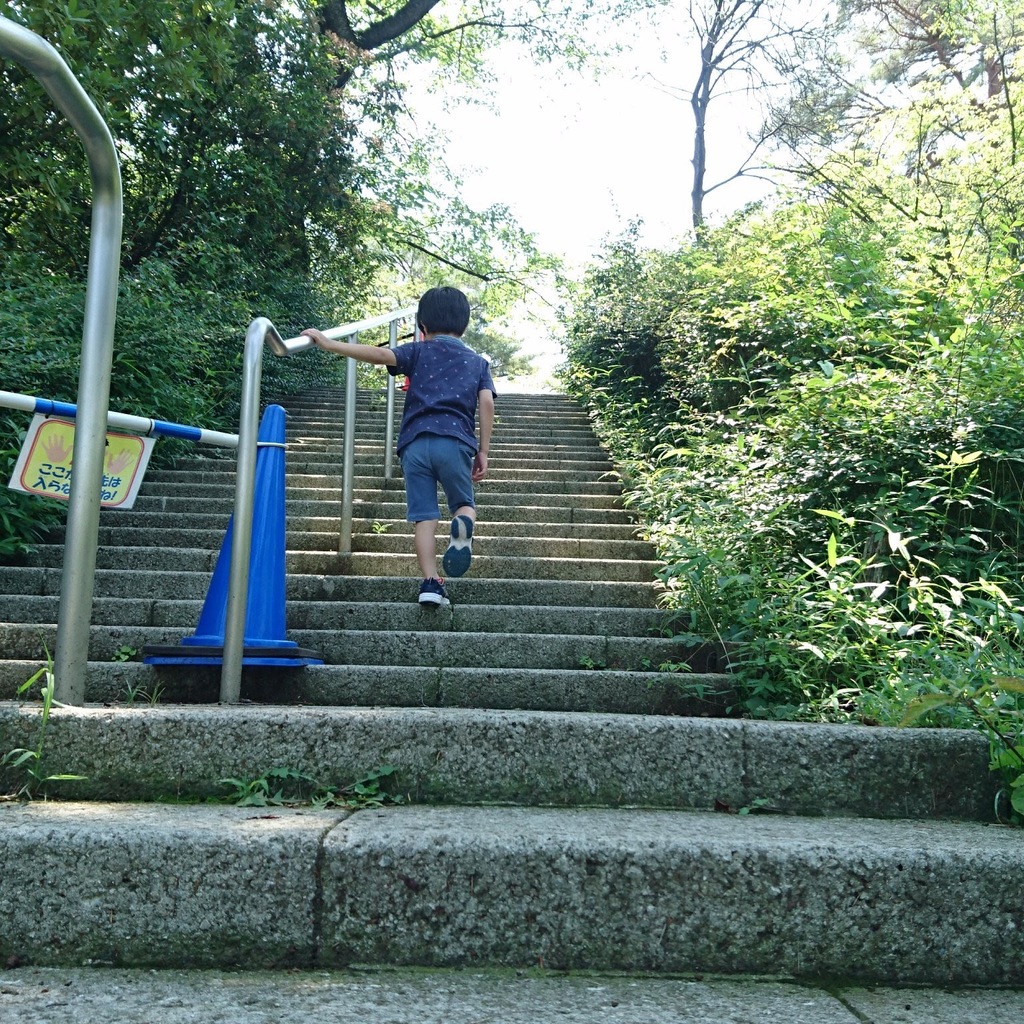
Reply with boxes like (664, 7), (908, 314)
(388, 335), (497, 455)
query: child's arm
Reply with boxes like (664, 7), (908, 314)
(300, 328), (398, 367)
(473, 388), (494, 482)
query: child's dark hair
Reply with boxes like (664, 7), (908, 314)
(417, 286), (471, 337)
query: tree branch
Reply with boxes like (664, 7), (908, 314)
(394, 235), (493, 279)
(320, 0), (445, 51)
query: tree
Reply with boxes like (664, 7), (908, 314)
(464, 325), (535, 377)
(2, 0), (585, 314)
(316, 0), (598, 91)
(370, 250), (541, 376)
(765, 0), (1024, 283)
(650, 0), (818, 232)
(768, 0), (1024, 170)
(1, 1), (376, 280)
(838, 0), (1019, 100)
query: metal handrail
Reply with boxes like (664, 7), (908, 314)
(0, 391), (239, 448)
(1, 16), (416, 705)
(222, 306), (416, 702)
(1, 16), (123, 706)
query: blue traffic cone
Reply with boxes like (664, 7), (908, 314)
(144, 404), (322, 667)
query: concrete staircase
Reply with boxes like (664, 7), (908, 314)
(0, 388), (729, 711)
(0, 386), (1019, 986)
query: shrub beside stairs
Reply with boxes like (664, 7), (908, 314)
(0, 387), (1020, 985)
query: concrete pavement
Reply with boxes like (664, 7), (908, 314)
(1, 966), (1022, 1023)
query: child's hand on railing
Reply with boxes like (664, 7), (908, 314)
(299, 328), (331, 348)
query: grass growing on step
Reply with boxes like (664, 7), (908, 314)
(217, 764), (405, 810)
(640, 656), (692, 673)
(122, 681), (165, 706)
(1, 653), (87, 800)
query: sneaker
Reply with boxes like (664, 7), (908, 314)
(418, 576), (450, 607)
(442, 514), (474, 578)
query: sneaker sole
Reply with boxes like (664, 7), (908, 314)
(418, 593), (449, 607)
(443, 516), (474, 578)
(442, 544), (472, 578)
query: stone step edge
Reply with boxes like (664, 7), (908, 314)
(0, 622), (715, 673)
(0, 702), (995, 821)
(0, 660), (734, 717)
(0, 801), (1016, 984)
(0, 569), (664, 607)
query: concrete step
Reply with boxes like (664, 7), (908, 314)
(0, 799), (1015, 983)
(124, 486), (627, 511)
(1, 567), (662, 607)
(22, 546), (661, 582)
(0, 621), (694, 672)
(0, 660), (730, 714)
(98, 513), (643, 542)
(349, 533), (654, 560)
(83, 525), (655, 561)
(144, 462), (619, 483)
(295, 552), (656, 582)
(133, 477), (625, 498)
(3, 595), (669, 636)
(282, 436), (607, 455)
(174, 451), (615, 473)
(0, 704), (994, 818)
(125, 496), (635, 521)
(284, 419), (605, 439)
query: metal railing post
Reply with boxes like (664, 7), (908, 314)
(0, 17), (123, 704)
(215, 307), (415, 699)
(384, 318), (399, 481)
(219, 317), (281, 703)
(339, 342), (358, 556)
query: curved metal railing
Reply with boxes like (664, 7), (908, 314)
(221, 307), (416, 701)
(1, 16), (123, 706)
(2, 14), (416, 704)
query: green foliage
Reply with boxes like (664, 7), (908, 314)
(901, 676), (1024, 825)
(561, 82), (1024, 751)
(1, 655), (87, 800)
(2, 0), (373, 279)
(463, 325), (535, 378)
(121, 680), (164, 706)
(0, 245), (348, 554)
(217, 764), (405, 810)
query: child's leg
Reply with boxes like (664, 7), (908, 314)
(401, 437), (443, 583)
(414, 519), (440, 579)
(432, 440), (477, 578)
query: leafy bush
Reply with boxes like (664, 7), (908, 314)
(0, 246), (347, 555)
(562, 197), (1024, 733)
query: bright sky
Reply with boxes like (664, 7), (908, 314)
(411, 39), (772, 269)
(407, 36), (773, 376)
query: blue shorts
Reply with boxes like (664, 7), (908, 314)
(399, 433), (476, 522)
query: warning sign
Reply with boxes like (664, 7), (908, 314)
(8, 414), (155, 509)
